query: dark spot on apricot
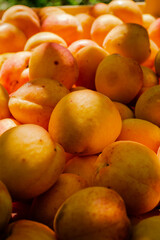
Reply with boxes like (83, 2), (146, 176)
(54, 148), (57, 152)
(54, 61), (59, 65)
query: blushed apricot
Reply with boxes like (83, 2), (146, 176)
(0, 118), (20, 136)
(38, 6), (65, 23)
(41, 13), (83, 45)
(148, 18), (160, 48)
(29, 42), (79, 89)
(141, 39), (159, 68)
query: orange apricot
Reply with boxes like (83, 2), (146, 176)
(24, 32), (67, 51)
(41, 13), (83, 45)
(0, 118), (20, 136)
(117, 118), (160, 153)
(113, 101), (134, 120)
(95, 54), (143, 104)
(107, 0), (143, 24)
(89, 3), (109, 18)
(103, 23), (151, 64)
(75, 13), (95, 39)
(142, 13), (156, 29)
(2, 5), (40, 39)
(90, 14), (123, 46)
(148, 18), (160, 48)
(135, 85), (160, 127)
(75, 45), (108, 90)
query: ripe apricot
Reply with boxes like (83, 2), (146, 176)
(64, 155), (98, 186)
(29, 42), (79, 89)
(0, 84), (11, 119)
(54, 187), (131, 240)
(30, 173), (87, 228)
(154, 49), (160, 76)
(24, 32), (67, 51)
(103, 23), (151, 64)
(107, 0), (143, 24)
(113, 101), (134, 120)
(48, 89), (122, 155)
(68, 39), (99, 57)
(75, 13), (95, 39)
(0, 124), (66, 200)
(142, 13), (156, 29)
(94, 141), (160, 215)
(89, 3), (109, 18)
(1, 5), (40, 39)
(148, 18), (160, 48)
(0, 51), (31, 94)
(38, 6), (65, 23)
(135, 85), (160, 127)
(0, 22), (27, 54)
(117, 118), (160, 153)
(0, 118), (20, 136)
(141, 39), (159, 68)
(41, 13), (83, 45)
(95, 54), (143, 104)
(90, 14), (123, 46)
(75, 45), (108, 90)
(9, 78), (69, 129)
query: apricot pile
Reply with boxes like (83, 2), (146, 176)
(0, 1), (160, 240)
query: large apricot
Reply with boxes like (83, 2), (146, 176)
(54, 186), (131, 240)
(94, 141), (160, 215)
(0, 124), (66, 200)
(48, 89), (122, 155)
(103, 23), (151, 64)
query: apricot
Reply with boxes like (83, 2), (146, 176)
(139, 66), (159, 95)
(8, 78), (69, 129)
(24, 32), (67, 51)
(0, 22), (27, 54)
(89, 3), (109, 18)
(1, 5), (40, 39)
(95, 54), (143, 104)
(113, 101), (134, 120)
(38, 6), (65, 23)
(90, 14), (123, 46)
(48, 89), (122, 155)
(0, 181), (12, 231)
(148, 18), (160, 48)
(0, 118), (20, 136)
(0, 124), (66, 200)
(4, 219), (57, 239)
(0, 53), (14, 71)
(68, 39), (99, 57)
(0, 51), (31, 94)
(41, 13), (83, 45)
(103, 23), (151, 64)
(131, 216), (160, 240)
(141, 39), (159, 69)
(154, 49), (160, 77)
(54, 186), (131, 240)
(117, 118), (160, 153)
(75, 13), (95, 39)
(64, 155), (98, 186)
(142, 13), (156, 29)
(29, 42), (79, 89)
(135, 85), (160, 127)
(75, 45), (108, 90)
(0, 83), (11, 119)
(94, 141), (160, 215)
(30, 173), (87, 228)
(107, 0), (143, 24)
